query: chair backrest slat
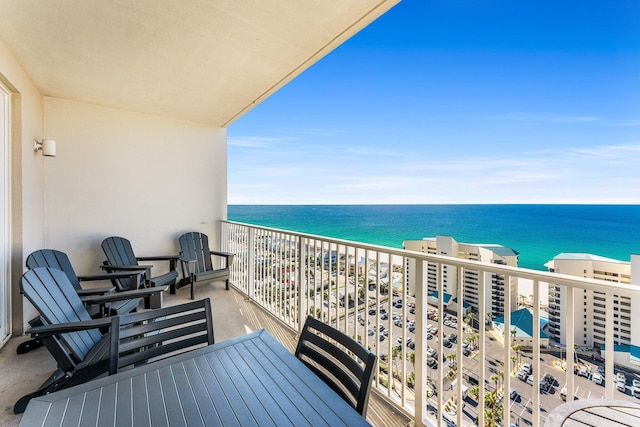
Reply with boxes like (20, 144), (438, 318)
(295, 315), (377, 416)
(178, 232), (213, 274)
(21, 268), (103, 362)
(26, 249), (81, 291)
(102, 236), (138, 267)
(109, 298), (214, 374)
(101, 236), (141, 290)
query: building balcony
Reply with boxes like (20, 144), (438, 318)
(4, 221), (640, 427)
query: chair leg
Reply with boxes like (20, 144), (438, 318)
(13, 369), (69, 414)
(225, 279), (229, 290)
(190, 273), (195, 300)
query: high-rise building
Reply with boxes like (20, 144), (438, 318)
(403, 236), (519, 317)
(545, 253), (640, 367)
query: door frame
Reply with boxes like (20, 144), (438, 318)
(0, 80), (11, 347)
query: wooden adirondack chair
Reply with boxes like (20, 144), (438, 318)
(17, 249), (146, 355)
(15, 267), (213, 414)
(177, 232), (235, 299)
(101, 236), (180, 308)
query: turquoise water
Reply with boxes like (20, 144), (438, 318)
(228, 205), (640, 271)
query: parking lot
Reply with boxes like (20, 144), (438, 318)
(352, 292), (640, 426)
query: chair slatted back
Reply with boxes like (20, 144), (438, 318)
(101, 236), (141, 291)
(21, 267), (103, 362)
(102, 236), (138, 266)
(26, 249), (81, 291)
(295, 315), (377, 416)
(179, 232), (213, 274)
(109, 298), (214, 374)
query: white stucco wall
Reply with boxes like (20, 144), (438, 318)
(0, 38), (46, 333)
(43, 97), (228, 277)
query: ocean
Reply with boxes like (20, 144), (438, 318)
(228, 205), (640, 271)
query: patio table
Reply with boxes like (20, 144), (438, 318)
(19, 329), (371, 427)
(545, 398), (640, 427)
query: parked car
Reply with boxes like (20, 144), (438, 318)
(616, 372), (627, 392)
(510, 390), (519, 401)
(592, 372), (603, 385)
(427, 357), (436, 367)
(518, 370), (529, 381)
(632, 379), (640, 398)
(522, 363), (532, 375)
(426, 347), (437, 358)
(526, 375), (534, 385)
(577, 367), (588, 377)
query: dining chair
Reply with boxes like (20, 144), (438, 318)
(295, 315), (377, 417)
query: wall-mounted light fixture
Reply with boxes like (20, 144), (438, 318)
(34, 139), (56, 157)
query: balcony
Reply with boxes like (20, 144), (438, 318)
(221, 221), (640, 427)
(4, 221), (640, 427)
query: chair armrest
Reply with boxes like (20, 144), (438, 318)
(78, 272), (144, 282)
(76, 286), (116, 296)
(136, 255), (180, 262)
(101, 265), (151, 271)
(210, 251), (235, 266)
(27, 317), (112, 337)
(82, 286), (169, 305)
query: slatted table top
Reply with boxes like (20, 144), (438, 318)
(545, 399), (640, 427)
(19, 329), (371, 427)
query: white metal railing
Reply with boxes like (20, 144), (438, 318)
(221, 220), (640, 427)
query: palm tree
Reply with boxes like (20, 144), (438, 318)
(470, 385), (480, 401)
(510, 327), (517, 346)
(468, 311), (478, 330)
(491, 374), (499, 391)
(512, 343), (523, 366)
(407, 351), (415, 367)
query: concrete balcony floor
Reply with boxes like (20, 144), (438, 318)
(0, 282), (410, 427)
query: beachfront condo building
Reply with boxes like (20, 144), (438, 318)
(403, 236), (519, 318)
(545, 253), (640, 368)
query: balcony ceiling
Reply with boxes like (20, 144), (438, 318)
(0, 0), (399, 126)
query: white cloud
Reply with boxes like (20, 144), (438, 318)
(228, 140), (640, 204)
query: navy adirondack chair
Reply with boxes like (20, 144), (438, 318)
(15, 267), (212, 414)
(178, 232), (234, 299)
(17, 249), (145, 355)
(27, 249), (143, 316)
(101, 236), (179, 308)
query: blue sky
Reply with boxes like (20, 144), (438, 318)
(228, 0), (640, 205)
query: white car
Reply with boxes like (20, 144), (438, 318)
(632, 379), (640, 398)
(591, 372), (603, 385)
